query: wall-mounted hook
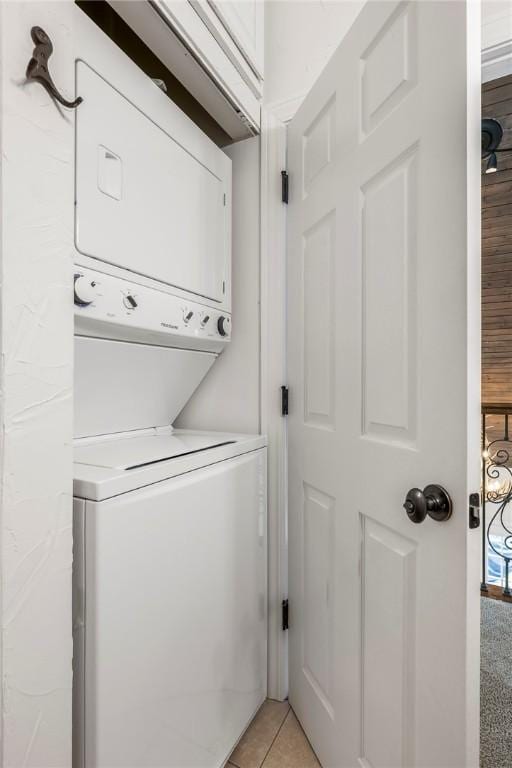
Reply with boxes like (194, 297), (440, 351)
(26, 26), (83, 109)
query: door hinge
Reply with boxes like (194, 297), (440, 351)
(281, 170), (289, 204)
(281, 385), (289, 416)
(469, 492), (481, 529)
(282, 598), (289, 631)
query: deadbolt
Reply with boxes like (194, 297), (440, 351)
(403, 484), (453, 524)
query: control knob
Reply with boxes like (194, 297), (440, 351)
(74, 274), (97, 307)
(217, 315), (231, 337)
(123, 294), (138, 309)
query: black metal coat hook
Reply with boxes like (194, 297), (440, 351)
(26, 26), (83, 109)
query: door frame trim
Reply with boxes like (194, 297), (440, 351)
(482, 40), (512, 83)
(260, 105), (288, 700)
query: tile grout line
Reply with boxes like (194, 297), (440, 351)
(289, 705), (322, 766)
(257, 705), (292, 768)
(228, 702), (291, 768)
(229, 704), (322, 768)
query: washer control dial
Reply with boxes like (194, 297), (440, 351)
(123, 294), (138, 309)
(74, 274), (97, 307)
(217, 315), (231, 337)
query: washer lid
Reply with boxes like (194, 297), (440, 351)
(73, 429), (267, 501)
(74, 431), (235, 470)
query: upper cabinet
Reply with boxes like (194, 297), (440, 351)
(208, 1), (264, 80)
(109, 0), (264, 142)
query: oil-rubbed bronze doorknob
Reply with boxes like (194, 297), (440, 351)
(403, 484), (452, 524)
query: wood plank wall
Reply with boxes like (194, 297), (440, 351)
(482, 74), (512, 404)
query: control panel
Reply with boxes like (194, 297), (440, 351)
(74, 267), (231, 353)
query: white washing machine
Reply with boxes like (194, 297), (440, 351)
(73, 428), (267, 768)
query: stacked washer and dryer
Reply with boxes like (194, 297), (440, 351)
(72, 11), (267, 768)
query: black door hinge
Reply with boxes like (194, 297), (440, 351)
(469, 492), (481, 529)
(281, 385), (289, 416)
(282, 599), (289, 631)
(281, 170), (289, 204)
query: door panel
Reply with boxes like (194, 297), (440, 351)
(287, 3), (481, 767)
(302, 483), (335, 717)
(303, 211), (336, 430)
(361, 2), (417, 136)
(303, 97), (336, 194)
(361, 517), (416, 768)
(362, 146), (418, 446)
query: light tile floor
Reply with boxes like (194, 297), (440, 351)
(228, 699), (321, 768)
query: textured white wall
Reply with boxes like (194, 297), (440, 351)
(264, 0), (365, 115)
(0, 3), (74, 766)
(176, 137), (261, 434)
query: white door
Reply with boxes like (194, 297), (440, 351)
(287, 2), (481, 767)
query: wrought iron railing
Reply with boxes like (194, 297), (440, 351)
(481, 404), (512, 597)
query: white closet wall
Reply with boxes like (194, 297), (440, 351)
(176, 136), (261, 434)
(0, 3), (74, 767)
(264, 0), (365, 116)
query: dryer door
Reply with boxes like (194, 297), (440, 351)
(75, 56), (231, 305)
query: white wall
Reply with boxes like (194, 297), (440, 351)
(176, 136), (261, 434)
(0, 3), (74, 766)
(264, 0), (364, 117)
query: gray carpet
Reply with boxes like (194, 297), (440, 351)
(481, 597), (512, 767)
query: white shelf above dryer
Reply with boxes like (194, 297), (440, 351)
(109, 0), (262, 141)
(207, 0), (264, 81)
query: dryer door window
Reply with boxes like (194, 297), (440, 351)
(75, 62), (230, 304)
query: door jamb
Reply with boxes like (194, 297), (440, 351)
(261, 97), (304, 701)
(260, 105), (288, 701)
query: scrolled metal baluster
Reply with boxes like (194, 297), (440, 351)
(482, 408), (512, 599)
(505, 559), (511, 598)
(482, 411), (488, 591)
